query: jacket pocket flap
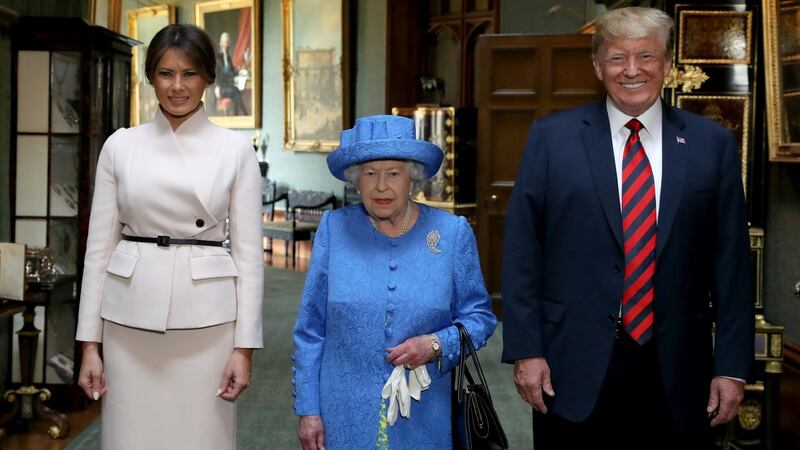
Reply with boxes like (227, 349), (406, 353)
(190, 255), (239, 280)
(542, 300), (566, 323)
(106, 250), (138, 278)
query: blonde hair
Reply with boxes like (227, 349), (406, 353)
(592, 7), (674, 59)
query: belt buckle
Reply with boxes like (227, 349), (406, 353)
(156, 235), (171, 247)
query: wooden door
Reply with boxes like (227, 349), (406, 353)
(475, 34), (603, 314)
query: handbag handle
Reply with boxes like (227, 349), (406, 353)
(454, 322), (493, 404)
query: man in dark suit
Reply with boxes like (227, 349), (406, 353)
(501, 7), (754, 449)
(215, 32), (247, 116)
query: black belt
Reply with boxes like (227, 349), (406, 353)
(122, 234), (224, 247)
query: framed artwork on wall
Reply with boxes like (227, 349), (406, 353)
(282, 0), (350, 152)
(128, 5), (176, 126)
(676, 94), (750, 192)
(195, 0), (261, 129)
(89, 0), (122, 31)
(678, 10), (752, 65)
(764, 0), (800, 161)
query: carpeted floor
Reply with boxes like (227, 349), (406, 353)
(66, 266), (532, 449)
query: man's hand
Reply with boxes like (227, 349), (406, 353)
(513, 357), (556, 413)
(216, 348), (253, 402)
(707, 376), (744, 426)
(299, 415), (325, 450)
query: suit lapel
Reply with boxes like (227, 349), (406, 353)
(656, 102), (687, 260)
(582, 101), (623, 251)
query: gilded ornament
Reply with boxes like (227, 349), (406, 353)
(48, 425), (63, 439)
(664, 65), (710, 93)
(770, 334), (783, 357)
(737, 399), (762, 431)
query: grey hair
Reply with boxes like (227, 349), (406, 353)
(344, 161), (427, 189)
(592, 7), (674, 59)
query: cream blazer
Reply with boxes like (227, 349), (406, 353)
(75, 107), (264, 348)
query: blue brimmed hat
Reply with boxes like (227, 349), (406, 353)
(326, 115), (444, 181)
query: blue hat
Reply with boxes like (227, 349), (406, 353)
(326, 115), (444, 181)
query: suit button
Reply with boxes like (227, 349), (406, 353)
(608, 314), (617, 327)
(613, 265), (622, 273)
(196, 219), (205, 228)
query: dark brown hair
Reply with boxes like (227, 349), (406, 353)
(145, 24), (216, 84)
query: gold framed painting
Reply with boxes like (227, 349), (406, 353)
(282, 0), (348, 152)
(89, 0), (122, 31)
(128, 5), (176, 126)
(678, 10), (752, 65)
(764, 0), (800, 161)
(676, 94), (750, 193)
(196, 0), (261, 129)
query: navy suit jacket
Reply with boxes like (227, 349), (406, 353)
(501, 100), (754, 432)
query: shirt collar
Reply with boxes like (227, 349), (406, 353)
(605, 97), (662, 138)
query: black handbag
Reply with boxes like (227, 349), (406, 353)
(452, 322), (508, 450)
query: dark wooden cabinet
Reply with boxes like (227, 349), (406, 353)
(386, 0), (500, 110)
(7, 17), (136, 409)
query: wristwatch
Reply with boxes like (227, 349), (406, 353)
(429, 334), (441, 357)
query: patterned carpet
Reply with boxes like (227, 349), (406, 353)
(67, 266), (532, 449)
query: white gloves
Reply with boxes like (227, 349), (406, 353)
(381, 365), (431, 426)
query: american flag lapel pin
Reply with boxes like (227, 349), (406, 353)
(676, 136), (686, 144)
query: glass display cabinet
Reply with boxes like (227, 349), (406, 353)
(391, 105), (477, 223)
(8, 16), (137, 411)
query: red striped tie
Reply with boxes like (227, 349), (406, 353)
(621, 119), (656, 344)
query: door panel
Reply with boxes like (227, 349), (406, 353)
(476, 34), (603, 312)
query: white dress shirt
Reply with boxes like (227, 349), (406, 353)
(607, 98), (662, 220)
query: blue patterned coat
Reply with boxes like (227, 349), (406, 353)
(293, 203), (497, 449)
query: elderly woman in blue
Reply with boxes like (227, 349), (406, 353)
(292, 115), (496, 450)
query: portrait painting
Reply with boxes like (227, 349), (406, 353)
(196, 0), (261, 129)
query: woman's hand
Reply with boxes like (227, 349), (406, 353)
(386, 335), (435, 369)
(216, 348), (253, 402)
(299, 415), (325, 450)
(77, 342), (107, 400)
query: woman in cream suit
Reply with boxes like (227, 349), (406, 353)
(75, 24), (263, 450)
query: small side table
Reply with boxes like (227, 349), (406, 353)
(0, 276), (75, 440)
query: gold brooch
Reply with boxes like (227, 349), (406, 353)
(427, 230), (441, 254)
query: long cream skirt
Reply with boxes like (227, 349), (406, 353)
(101, 320), (236, 450)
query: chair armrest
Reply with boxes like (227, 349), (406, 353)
(291, 195), (336, 216)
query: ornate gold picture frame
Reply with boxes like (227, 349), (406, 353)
(195, 0), (261, 129)
(128, 5), (176, 126)
(282, 0), (347, 152)
(764, 0), (800, 161)
(676, 95), (750, 192)
(678, 10), (752, 65)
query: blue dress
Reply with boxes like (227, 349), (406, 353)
(293, 203), (497, 449)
